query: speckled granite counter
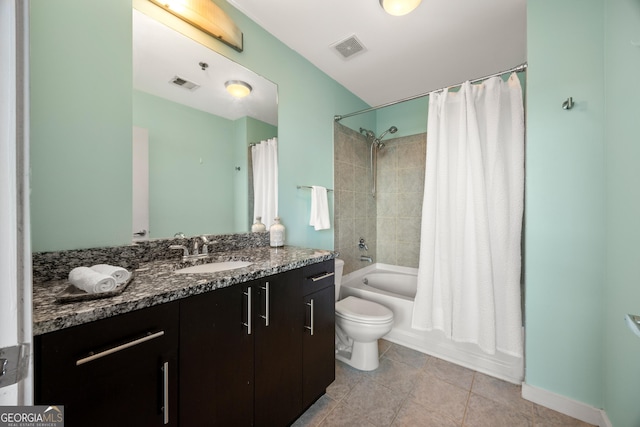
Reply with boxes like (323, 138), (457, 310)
(33, 246), (336, 336)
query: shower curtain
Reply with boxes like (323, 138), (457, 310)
(411, 73), (524, 358)
(251, 137), (278, 230)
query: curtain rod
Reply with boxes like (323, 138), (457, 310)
(334, 62), (527, 122)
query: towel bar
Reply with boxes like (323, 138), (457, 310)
(297, 185), (333, 192)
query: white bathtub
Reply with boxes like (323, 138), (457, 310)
(339, 263), (524, 384)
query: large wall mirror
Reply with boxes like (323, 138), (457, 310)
(132, 9), (278, 240)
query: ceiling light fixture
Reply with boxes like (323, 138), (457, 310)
(225, 80), (252, 98)
(380, 0), (422, 16)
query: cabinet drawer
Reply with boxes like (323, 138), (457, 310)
(35, 302), (179, 427)
(302, 259), (335, 295)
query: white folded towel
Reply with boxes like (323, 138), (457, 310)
(91, 264), (131, 284)
(309, 186), (330, 231)
(69, 267), (117, 294)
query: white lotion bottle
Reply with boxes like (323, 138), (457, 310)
(269, 217), (285, 247)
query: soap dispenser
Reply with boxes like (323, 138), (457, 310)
(269, 217), (285, 247)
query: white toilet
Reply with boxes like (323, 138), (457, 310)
(334, 259), (394, 371)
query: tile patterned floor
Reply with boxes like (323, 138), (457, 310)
(293, 340), (595, 427)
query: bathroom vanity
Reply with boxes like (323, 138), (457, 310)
(32, 245), (335, 427)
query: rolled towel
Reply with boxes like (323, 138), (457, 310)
(91, 264), (131, 285)
(69, 267), (117, 294)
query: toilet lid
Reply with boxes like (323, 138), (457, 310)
(336, 296), (394, 324)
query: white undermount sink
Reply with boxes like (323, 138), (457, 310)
(174, 261), (253, 274)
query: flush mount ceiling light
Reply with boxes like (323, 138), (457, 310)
(225, 80), (252, 98)
(380, 0), (422, 16)
(148, 0), (243, 51)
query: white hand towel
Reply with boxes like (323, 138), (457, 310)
(309, 186), (330, 231)
(69, 267), (117, 294)
(91, 264), (131, 284)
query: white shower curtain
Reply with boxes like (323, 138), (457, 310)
(251, 137), (278, 230)
(411, 73), (524, 358)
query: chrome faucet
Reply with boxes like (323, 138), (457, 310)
(192, 235), (211, 256)
(170, 235), (215, 261)
(199, 235), (210, 255)
(360, 255), (373, 263)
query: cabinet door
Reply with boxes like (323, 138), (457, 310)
(302, 285), (336, 409)
(35, 302), (179, 427)
(254, 270), (304, 427)
(180, 283), (254, 426)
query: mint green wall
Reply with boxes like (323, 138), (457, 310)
(30, 0), (368, 251)
(30, 0), (133, 251)
(603, 0), (640, 425)
(526, 0), (605, 408)
(133, 90), (236, 238)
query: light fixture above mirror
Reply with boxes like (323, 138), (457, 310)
(225, 80), (252, 98)
(148, 0), (244, 51)
(379, 0), (422, 16)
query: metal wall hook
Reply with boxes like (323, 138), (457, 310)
(562, 97), (574, 110)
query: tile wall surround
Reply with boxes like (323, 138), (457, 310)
(32, 232), (270, 283)
(334, 123), (426, 275)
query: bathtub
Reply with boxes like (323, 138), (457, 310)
(339, 263), (524, 384)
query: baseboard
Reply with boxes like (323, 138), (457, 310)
(522, 383), (612, 427)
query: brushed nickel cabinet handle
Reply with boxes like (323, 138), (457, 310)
(75, 331), (165, 366)
(311, 272), (334, 282)
(260, 282), (270, 326)
(162, 361), (169, 424)
(304, 299), (314, 336)
(243, 287), (252, 335)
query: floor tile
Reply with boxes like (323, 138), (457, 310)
(409, 370), (469, 424)
(326, 360), (367, 400)
(382, 343), (430, 369)
(295, 341), (592, 427)
(365, 357), (420, 394)
(425, 356), (475, 391)
(391, 399), (459, 427)
(471, 372), (532, 415)
(343, 378), (405, 427)
(464, 393), (531, 427)
(318, 403), (377, 427)
(292, 395), (337, 427)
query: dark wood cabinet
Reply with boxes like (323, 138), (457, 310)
(301, 260), (336, 409)
(35, 261), (335, 427)
(179, 282), (254, 426)
(254, 270), (303, 426)
(34, 302), (179, 427)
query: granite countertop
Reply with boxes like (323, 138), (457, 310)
(33, 246), (336, 336)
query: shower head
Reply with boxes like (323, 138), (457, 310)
(376, 125), (398, 141)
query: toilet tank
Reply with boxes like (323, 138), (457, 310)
(334, 258), (344, 301)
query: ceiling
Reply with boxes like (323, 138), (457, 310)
(227, 0), (527, 108)
(133, 9), (278, 126)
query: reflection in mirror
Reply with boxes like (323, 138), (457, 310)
(132, 9), (278, 240)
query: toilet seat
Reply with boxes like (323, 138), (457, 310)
(335, 296), (393, 324)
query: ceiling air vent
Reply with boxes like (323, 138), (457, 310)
(170, 75), (200, 91)
(330, 34), (367, 60)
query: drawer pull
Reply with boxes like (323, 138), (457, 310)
(162, 361), (169, 424)
(260, 282), (270, 327)
(310, 272), (335, 282)
(243, 287), (252, 335)
(75, 330), (165, 366)
(304, 299), (314, 336)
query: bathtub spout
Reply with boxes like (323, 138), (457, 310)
(360, 255), (373, 263)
